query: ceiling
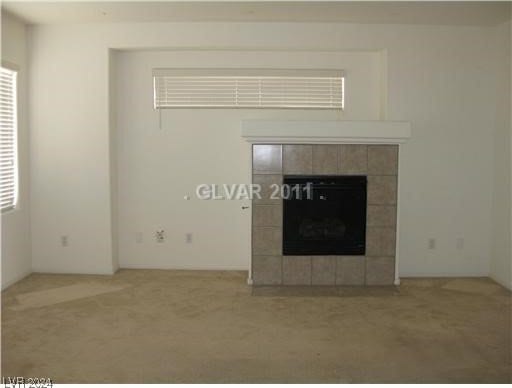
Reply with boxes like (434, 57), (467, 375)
(2, 1), (511, 26)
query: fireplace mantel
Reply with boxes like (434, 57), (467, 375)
(241, 120), (411, 144)
(244, 120), (411, 287)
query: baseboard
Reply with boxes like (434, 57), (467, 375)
(31, 268), (117, 276)
(490, 274), (512, 291)
(400, 273), (511, 290)
(1, 270), (32, 291)
(119, 264), (249, 271)
(399, 272), (489, 278)
(19, 267), (248, 279)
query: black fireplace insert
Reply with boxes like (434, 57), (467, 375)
(283, 175), (367, 255)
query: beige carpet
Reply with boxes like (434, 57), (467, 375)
(10, 283), (129, 311)
(2, 270), (511, 383)
(440, 278), (505, 295)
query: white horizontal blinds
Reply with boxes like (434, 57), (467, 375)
(153, 69), (344, 109)
(0, 67), (18, 212)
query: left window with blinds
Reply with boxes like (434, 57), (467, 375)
(0, 66), (18, 212)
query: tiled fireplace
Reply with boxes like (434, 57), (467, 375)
(251, 144), (399, 286)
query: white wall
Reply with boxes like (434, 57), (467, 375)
(28, 21), (507, 278)
(29, 25), (114, 274)
(490, 20), (512, 290)
(114, 49), (381, 269)
(1, 12), (31, 288)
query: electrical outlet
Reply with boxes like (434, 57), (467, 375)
(428, 238), (436, 250)
(61, 235), (69, 247)
(186, 233), (192, 243)
(456, 238), (464, 250)
(135, 232), (143, 244)
(155, 230), (165, 243)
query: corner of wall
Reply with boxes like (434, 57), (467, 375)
(490, 18), (512, 290)
(508, 14), (512, 291)
(108, 49), (119, 273)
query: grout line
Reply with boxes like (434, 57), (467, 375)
(281, 254), (284, 285)
(365, 143), (368, 170)
(334, 255), (338, 286)
(364, 256), (367, 286)
(365, 145), (369, 286)
(251, 145), (254, 280)
(279, 145), (284, 285)
(309, 256), (313, 285)
(337, 144), (342, 174)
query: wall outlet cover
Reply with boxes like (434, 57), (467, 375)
(156, 230), (165, 243)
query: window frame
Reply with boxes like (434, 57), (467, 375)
(153, 68), (345, 110)
(1, 62), (19, 214)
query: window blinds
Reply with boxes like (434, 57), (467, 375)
(153, 69), (344, 109)
(0, 67), (18, 212)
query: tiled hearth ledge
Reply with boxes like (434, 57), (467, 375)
(241, 120), (411, 287)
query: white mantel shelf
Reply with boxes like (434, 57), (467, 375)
(241, 120), (411, 144)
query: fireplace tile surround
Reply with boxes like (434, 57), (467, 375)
(251, 144), (398, 286)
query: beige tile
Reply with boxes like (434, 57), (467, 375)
(336, 256), (365, 285)
(368, 145), (398, 175)
(367, 175), (397, 205)
(367, 205), (397, 227)
(283, 145), (313, 174)
(339, 145), (367, 174)
(253, 227), (281, 255)
(253, 145), (282, 174)
(312, 145), (338, 175)
(366, 256), (395, 285)
(253, 204), (282, 227)
(366, 227), (396, 256)
(311, 256), (336, 285)
(253, 174), (282, 204)
(283, 256), (312, 285)
(252, 256), (282, 285)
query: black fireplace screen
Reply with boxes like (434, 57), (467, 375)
(283, 175), (367, 255)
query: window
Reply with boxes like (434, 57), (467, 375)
(0, 66), (18, 212)
(153, 69), (344, 109)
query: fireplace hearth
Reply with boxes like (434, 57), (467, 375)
(283, 175), (367, 255)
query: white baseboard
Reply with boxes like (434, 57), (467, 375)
(31, 268), (117, 276)
(490, 275), (512, 291)
(399, 272), (489, 278)
(119, 264), (249, 271)
(401, 272), (511, 290)
(1, 270), (32, 291)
